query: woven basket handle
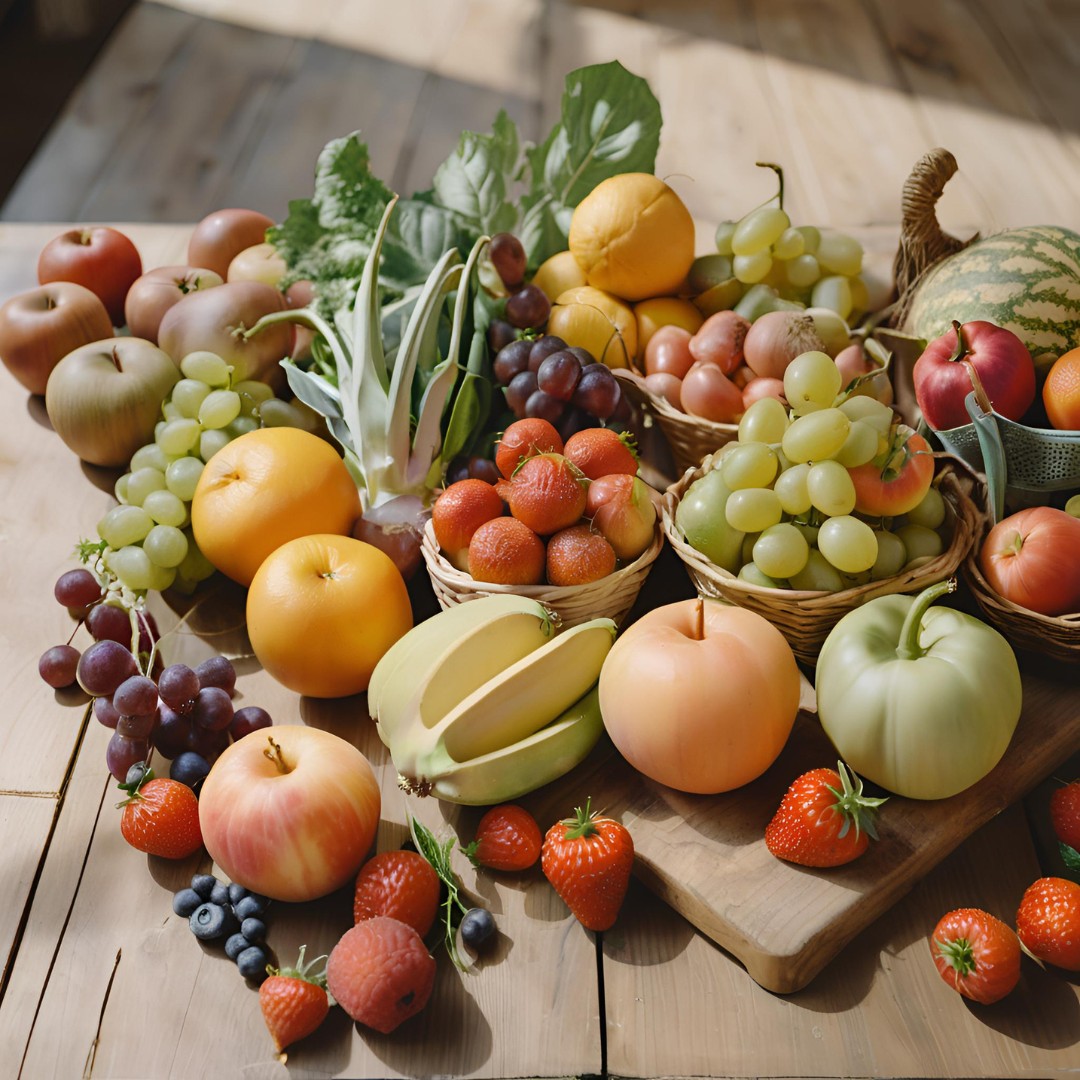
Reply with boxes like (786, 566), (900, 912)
(890, 148), (978, 326)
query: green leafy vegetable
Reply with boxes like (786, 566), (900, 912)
(408, 814), (470, 970)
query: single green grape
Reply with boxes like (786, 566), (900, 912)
(143, 524), (189, 569)
(199, 428), (232, 462)
(114, 473), (130, 505)
(838, 394), (894, 436)
(234, 379), (275, 416)
(142, 488), (188, 528)
(811, 275), (853, 320)
(171, 378), (213, 420)
(726, 488), (783, 533)
(258, 399), (307, 428)
(199, 389), (243, 430)
(125, 466), (167, 507)
(176, 531), (217, 583)
(733, 251), (773, 285)
(157, 418), (202, 457)
(180, 350), (231, 387)
(738, 562), (783, 589)
(715, 220), (737, 256)
(738, 397), (789, 444)
(785, 253), (821, 289)
(732, 207), (791, 256)
(807, 459), (856, 517)
(815, 231), (863, 277)
(897, 523), (944, 564)
(833, 420), (880, 468)
(796, 225), (821, 254)
(753, 523), (810, 579)
(817, 515), (878, 574)
(771, 227), (805, 261)
(98, 505), (154, 549)
(107, 545), (174, 593)
(720, 442), (779, 490)
(774, 462), (812, 516)
(783, 351), (842, 416)
(161, 400), (183, 422)
(130, 442), (170, 473)
(870, 529), (907, 581)
(905, 486), (946, 530)
(781, 408), (851, 464)
(789, 549), (844, 592)
(226, 416), (259, 439)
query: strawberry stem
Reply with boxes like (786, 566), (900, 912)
(562, 796), (600, 842)
(826, 762), (887, 842)
(933, 935), (976, 977)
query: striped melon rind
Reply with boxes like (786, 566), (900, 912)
(904, 225), (1080, 357)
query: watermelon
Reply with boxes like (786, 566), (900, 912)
(903, 225), (1080, 359)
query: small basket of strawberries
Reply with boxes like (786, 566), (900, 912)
(421, 419), (663, 628)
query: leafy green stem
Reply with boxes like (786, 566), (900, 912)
(409, 815), (471, 970)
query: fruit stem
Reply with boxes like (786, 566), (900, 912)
(895, 579), (956, 660)
(110, 346), (123, 372)
(946, 320), (970, 365)
(692, 597), (705, 641)
(264, 736), (292, 774)
(754, 162), (785, 210)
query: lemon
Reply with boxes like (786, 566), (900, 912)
(547, 286), (637, 369)
(531, 250), (587, 302)
(568, 173), (696, 302)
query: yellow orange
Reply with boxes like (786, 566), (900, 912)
(246, 533), (412, 698)
(1042, 348), (1080, 430)
(568, 173), (696, 301)
(547, 285), (637, 369)
(531, 250), (587, 302)
(634, 296), (704, 361)
(191, 427), (360, 586)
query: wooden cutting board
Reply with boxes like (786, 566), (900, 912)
(536, 662), (1080, 995)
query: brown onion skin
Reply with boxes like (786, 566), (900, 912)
(688, 311), (751, 375)
(742, 310), (825, 380)
(351, 495), (427, 581)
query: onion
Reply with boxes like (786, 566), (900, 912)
(351, 495), (428, 581)
(742, 310), (825, 380)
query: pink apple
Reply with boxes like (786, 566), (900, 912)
(123, 265), (223, 342)
(0, 281), (113, 395)
(199, 725), (381, 903)
(586, 473), (658, 561)
(187, 208), (275, 279)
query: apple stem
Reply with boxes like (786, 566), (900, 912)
(110, 346), (123, 372)
(693, 597), (704, 641)
(263, 736), (291, 774)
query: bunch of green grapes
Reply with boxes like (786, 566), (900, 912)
(90, 350), (316, 597)
(676, 351), (949, 591)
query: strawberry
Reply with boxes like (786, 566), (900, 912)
(352, 850), (441, 937)
(259, 945), (331, 1057)
(930, 908), (1021, 1004)
(465, 803), (543, 871)
(1049, 779), (1080, 865)
(541, 798), (634, 932)
(118, 768), (202, 859)
(1016, 876), (1080, 971)
(764, 761), (886, 868)
(562, 427), (639, 481)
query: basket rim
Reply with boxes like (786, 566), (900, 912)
(420, 516), (664, 600)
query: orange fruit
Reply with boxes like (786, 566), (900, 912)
(467, 516), (546, 585)
(326, 916), (436, 1033)
(563, 427), (638, 481)
(547, 285), (637, 369)
(495, 417), (563, 479)
(191, 427), (360, 586)
(246, 533), (412, 698)
(507, 453), (588, 535)
(432, 479), (504, 571)
(546, 524), (616, 585)
(352, 850), (441, 937)
(1043, 348), (1080, 430)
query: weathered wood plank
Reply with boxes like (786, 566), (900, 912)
(605, 805), (1080, 1079)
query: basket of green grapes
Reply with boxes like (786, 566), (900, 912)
(661, 350), (984, 665)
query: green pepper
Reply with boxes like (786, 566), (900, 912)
(815, 580), (1022, 800)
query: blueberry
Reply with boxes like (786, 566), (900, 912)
(209, 882), (231, 908)
(124, 762), (148, 787)
(224, 932), (249, 960)
(189, 902), (230, 941)
(191, 874), (217, 900)
(172, 888), (203, 918)
(228, 883), (248, 907)
(240, 917), (266, 943)
(170, 751), (210, 791)
(460, 907), (497, 950)
(236, 945), (269, 981)
(234, 894), (269, 920)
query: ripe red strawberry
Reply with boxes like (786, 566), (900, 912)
(465, 803), (543, 871)
(1016, 876), (1080, 971)
(259, 945), (330, 1057)
(562, 427), (639, 481)
(765, 762), (886, 868)
(118, 770), (202, 859)
(1049, 779), (1080, 856)
(930, 908), (1021, 1004)
(352, 850), (441, 937)
(541, 798), (634, 932)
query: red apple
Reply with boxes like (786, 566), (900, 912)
(0, 282), (113, 394)
(157, 281), (293, 383)
(586, 473), (658, 561)
(123, 265), (223, 342)
(45, 337), (181, 466)
(598, 598), (801, 794)
(198, 726), (381, 903)
(37, 226), (142, 326)
(188, 208), (275, 279)
(913, 320), (1035, 430)
(227, 242), (287, 288)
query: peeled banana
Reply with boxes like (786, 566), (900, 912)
(375, 602), (616, 805)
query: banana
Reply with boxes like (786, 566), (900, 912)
(373, 597), (556, 747)
(399, 686), (604, 805)
(367, 594), (551, 725)
(389, 617), (616, 793)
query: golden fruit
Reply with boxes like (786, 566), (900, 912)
(531, 250), (587, 302)
(568, 173), (696, 302)
(547, 286), (637, 369)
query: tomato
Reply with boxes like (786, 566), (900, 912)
(848, 427), (934, 517)
(37, 226), (143, 326)
(978, 506), (1080, 616)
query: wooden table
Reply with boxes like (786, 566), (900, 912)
(0, 220), (1078, 1079)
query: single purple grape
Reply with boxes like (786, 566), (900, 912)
(77, 640), (138, 697)
(191, 686), (234, 732)
(195, 656), (236, 698)
(86, 603), (132, 647)
(153, 703), (192, 759)
(229, 706), (273, 741)
(39, 644), (80, 689)
(94, 695), (121, 730)
(54, 569), (102, 609)
(113, 674), (159, 717)
(158, 663), (200, 712)
(105, 733), (149, 783)
(528, 335), (567, 373)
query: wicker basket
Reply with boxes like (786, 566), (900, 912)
(963, 535), (1080, 664)
(421, 518), (663, 629)
(662, 452), (983, 665)
(614, 366), (739, 475)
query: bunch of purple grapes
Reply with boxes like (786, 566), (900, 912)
(484, 233), (629, 441)
(40, 567), (272, 785)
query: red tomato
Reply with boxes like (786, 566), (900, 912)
(848, 428), (934, 517)
(978, 506), (1080, 616)
(930, 908), (1021, 1005)
(37, 226), (143, 326)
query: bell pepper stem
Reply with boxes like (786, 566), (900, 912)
(895, 579), (957, 660)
